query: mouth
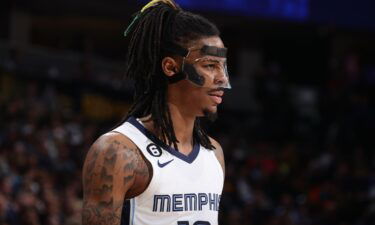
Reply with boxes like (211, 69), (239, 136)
(208, 89), (224, 104)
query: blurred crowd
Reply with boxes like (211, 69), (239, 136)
(0, 79), (96, 225)
(217, 54), (375, 224)
(0, 46), (375, 225)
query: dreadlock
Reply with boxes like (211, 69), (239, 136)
(124, 0), (220, 150)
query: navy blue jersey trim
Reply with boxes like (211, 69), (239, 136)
(127, 116), (200, 164)
(121, 199), (131, 225)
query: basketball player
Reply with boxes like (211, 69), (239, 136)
(82, 0), (230, 224)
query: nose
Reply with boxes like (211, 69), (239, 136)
(214, 69), (230, 89)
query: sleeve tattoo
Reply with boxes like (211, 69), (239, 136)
(82, 138), (140, 225)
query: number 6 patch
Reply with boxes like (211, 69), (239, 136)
(146, 143), (162, 157)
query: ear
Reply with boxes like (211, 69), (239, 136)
(161, 57), (179, 77)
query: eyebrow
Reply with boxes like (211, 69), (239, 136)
(197, 58), (226, 64)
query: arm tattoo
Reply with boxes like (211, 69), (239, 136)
(82, 138), (140, 225)
(82, 201), (122, 225)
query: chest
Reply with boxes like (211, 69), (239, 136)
(144, 148), (223, 196)
(134, 148), (224, 216)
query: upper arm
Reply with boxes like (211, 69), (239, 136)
(82, 132), (139, 225)
(209, 137), (225, 175)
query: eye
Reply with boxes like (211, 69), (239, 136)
(204, 64), (216, 69)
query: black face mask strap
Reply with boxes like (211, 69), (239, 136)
(163, 42), (189, 84)
(201, 45), (227, 58)
(185, 63), (205, 86)
(163, 44), (228, 84)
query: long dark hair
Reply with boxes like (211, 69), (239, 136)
(124, 1), (220, 150)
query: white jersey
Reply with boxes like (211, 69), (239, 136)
(112, 117), (224, 225)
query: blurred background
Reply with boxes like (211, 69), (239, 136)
(1, 0), (375, 224)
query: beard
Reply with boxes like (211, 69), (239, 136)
(203, 108), (218, 122)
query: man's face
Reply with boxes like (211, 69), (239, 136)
(167, 36), (229, 119)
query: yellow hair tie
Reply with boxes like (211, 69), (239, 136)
(141, 0), (178, 13)
(124, 0), (179, 37)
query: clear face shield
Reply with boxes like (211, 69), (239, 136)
(166, 45), (231, 89)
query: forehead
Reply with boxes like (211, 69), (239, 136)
(187, 36), (225, 49)
(186, 36), (226, 60)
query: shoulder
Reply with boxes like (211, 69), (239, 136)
(83, 132), (150, 198)
(84, 132), (141, 173)
(208, 137), (225, 174)
(83, 132), (139, 184)
(93, 131), (137, 149)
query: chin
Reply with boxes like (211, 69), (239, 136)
(203, 108), (218, 122)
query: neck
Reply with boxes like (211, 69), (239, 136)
(140, 103), (196, 155)
(167, 102), (196, 150)
(168, 103), (195, 145)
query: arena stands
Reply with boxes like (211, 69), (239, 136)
(1, 36), (374, 224)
